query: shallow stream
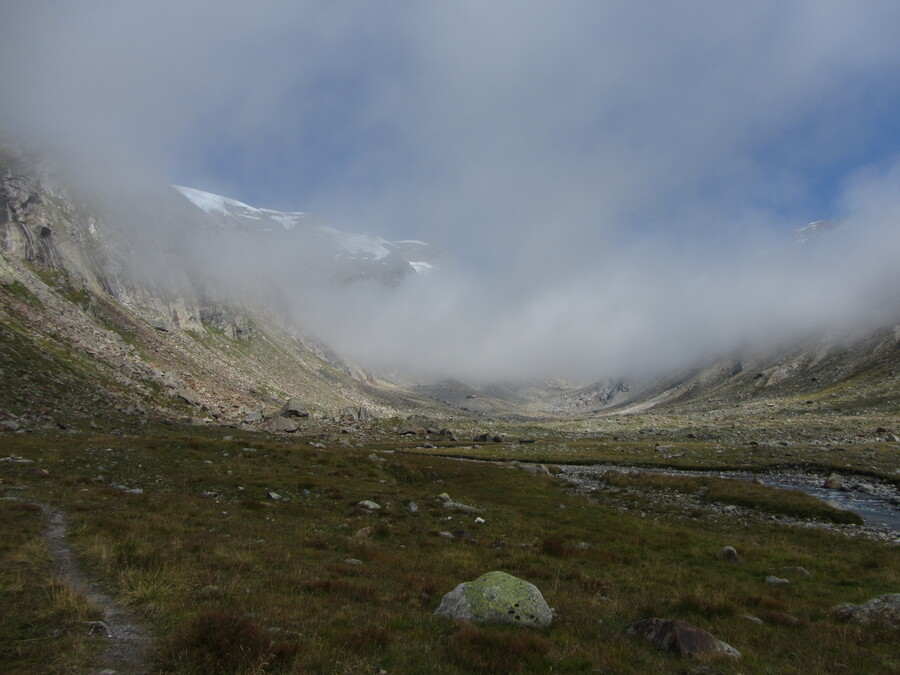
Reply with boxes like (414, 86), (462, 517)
(561, 464), (900, 532)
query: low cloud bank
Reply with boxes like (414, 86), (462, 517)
(167, 158), (899, 385)
(3, 2), (900, 383)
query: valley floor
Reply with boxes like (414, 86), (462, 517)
(0, 410), (897, 673)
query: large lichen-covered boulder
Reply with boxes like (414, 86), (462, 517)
(434, 571), (552, 628)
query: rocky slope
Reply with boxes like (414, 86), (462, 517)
(0, 145), (455, 433)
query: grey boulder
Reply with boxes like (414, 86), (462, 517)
(280, 398), (310, 418)
(834, 594), (900, 628)
(434, 571), (552, 628)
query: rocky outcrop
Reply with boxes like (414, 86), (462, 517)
(434, 571), (552, 628)
(834, 594), (900, 628)
(280, 398), (310, 419)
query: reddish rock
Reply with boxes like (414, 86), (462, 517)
(627, 618), (741, 659)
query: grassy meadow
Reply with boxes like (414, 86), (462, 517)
(1, 425), (897, 673)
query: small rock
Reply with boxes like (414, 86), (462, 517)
(0, 420), (20, 432)
(436, 492), (482, 513)
(86, 620), (113, 638)
(474, 517), (485, 524)
(780, 566), (811, 577)
(173, 387), (201, 406)
(358, 500), (381, 511)
(196, 585), (222, 598)
(268, 491), (281, 500)
(741, 614), (764, 624)
(514, 462), (550, 475)
(406, 501), (419, 513)
(762, 611), (804, 626)
(765, 576), (789, 584)
(717, 546), (741, 565)
(344, 558), (364, 566)
(354, 526), (372, 539)
(823, 473), (847, 490)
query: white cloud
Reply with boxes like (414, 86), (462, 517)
(2, 1), (900, 381)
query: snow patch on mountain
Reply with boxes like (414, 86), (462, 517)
(319, 226), (392, 260)
(173, 185), (256, 217)
(171, 185), (438, 277)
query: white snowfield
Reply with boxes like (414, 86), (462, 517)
(173, 185), (435, 275)
(173, 185), (259, 217)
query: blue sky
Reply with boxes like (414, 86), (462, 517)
(2, 1), (900, 379)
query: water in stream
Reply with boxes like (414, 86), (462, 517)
(563, 464), (900, 532)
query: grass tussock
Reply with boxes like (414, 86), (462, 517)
(445, 624), (554, 674)
(159, 610), (292, 674)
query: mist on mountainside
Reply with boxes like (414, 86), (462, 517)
(29, 150), (894, 387)
(2, 2), (900, 385)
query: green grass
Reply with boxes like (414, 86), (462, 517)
(402, 437), (900, 486)
(0, 427), (897, 673)
(3, 280), (43, 308)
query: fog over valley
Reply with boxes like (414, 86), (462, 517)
(3, 1), (900, 384)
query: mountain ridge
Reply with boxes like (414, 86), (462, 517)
(1, 145), (898, 434)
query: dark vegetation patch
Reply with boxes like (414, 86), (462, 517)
(159, 609), (300, 674)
